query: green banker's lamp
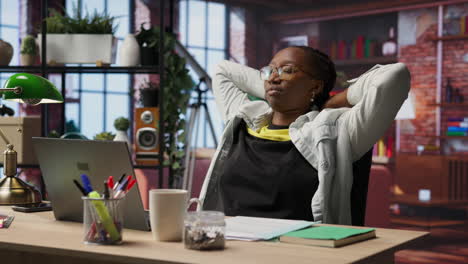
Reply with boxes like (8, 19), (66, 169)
(0, 73), (63, 205)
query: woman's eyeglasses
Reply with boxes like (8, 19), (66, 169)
(260, 65), (314, 81)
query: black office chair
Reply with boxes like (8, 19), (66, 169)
(350, 147), (374, 226)
(203, 147), (375, 226)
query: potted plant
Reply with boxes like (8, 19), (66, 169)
(139, 80), (159, 107)
(38, 8), (118, 64)
(0, 39), (13, 65)
(135, 23), (164, 65)
(144, 27), (193, 187)
(113, 116), (130, 146)
(94, 132), (115, 141)
(20, 35), (38, 66)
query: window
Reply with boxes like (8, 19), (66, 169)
(0, 0), (20, 113)
(65, 0), (130, 138)
(179, 0), (228, 148)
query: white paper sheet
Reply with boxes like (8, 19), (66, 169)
(225, 216), (317, 241)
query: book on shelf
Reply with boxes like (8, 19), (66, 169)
(448, 117), (468, 122)
(448, 126), (468, 132)
(446, 131), (468, 136)
(446, 117), (468, 136)
(279, 226), (376, 248)
(447, 122), (468, 128)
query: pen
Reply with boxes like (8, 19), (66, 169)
(81, 174), (93, 193)
(113, 179), (130, 199)
(103, 181), (110, 199)
(113, 173), (126, 191)
(73, 179), (88, 196)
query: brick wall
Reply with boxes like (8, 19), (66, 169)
(398, 5), (468, 153)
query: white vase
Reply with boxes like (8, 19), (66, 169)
(114, 130), (130, 148)
(119, 34), (140, 66)
(0, 39), (13, 65)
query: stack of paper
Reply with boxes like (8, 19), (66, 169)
(225, 216), (316, 241)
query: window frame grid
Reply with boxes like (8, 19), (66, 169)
(66, 0), (132, 136)
(181, 0), (230, 148)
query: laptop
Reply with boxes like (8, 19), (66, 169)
(32, 138), (150, 231)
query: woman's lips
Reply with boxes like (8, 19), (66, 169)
(267, 88), (282, 96)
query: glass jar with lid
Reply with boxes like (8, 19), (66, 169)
(184, 199), (225, 250)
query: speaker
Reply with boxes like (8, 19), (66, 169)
(134, 107), (160, 165)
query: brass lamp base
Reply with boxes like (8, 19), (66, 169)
(0, 175), (41, 206)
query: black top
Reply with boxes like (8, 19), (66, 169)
(220, 121), (318, 221)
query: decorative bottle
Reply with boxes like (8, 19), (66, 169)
(382, 27), (397, 56)
(119, 34), (140, 66)
(445, 78), (453, 103)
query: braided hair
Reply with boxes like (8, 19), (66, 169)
(290, 46), (337, 109)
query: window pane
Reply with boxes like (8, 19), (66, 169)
(179, 0), (187, 45)
(106, 74), (129, 93)
(187, 48), (205, 81)
(108, 0), (129, 37)
(82, 0), (104, 14)
(2, 27), (19, 65)
(65, 103), (79, 132)
(65, 74), (80, 99)
(66, 0), (79, 15)
(207, 50), (225, 76)
(106, 94), (129, 133)
(1, 0), (19, 26)
(0, 98), (19, 116)
(188, 0), (206, 47)
(81, 92), (104, 138)
(207, 3), (225, 49)
(188, 47), (205, 68)
(82, 74), (104, 91)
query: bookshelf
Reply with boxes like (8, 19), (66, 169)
(0, 0), (172, 190)
(430, 35), (468, 41)
(334, 56), (397, 67)
(427, 102), (468, 107)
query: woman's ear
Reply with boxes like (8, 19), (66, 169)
(309, 80), (324, 99)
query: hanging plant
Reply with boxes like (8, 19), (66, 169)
(136, 24), (194, 187)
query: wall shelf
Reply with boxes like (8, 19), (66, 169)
(430, 35), (468, 41)
(1, 164), (166, 169)
(0, 66), (160, 74)
(427, 102), (468, 107)
(334, 56), (398, 67)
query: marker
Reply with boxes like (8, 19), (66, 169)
(107, 176), (114, 189)
(73, 179), (88, 196)
(80, 174), (93, 194)
(126, 179), (136, 192)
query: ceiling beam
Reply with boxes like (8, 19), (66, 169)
(266, 0), (468, 24)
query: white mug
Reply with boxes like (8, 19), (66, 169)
(149, 189), (189, 241)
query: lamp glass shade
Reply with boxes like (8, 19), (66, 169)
(2, 73), (63, 104)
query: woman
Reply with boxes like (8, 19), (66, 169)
(199, 46), (410, 225)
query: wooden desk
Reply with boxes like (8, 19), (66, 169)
(0, 210), (428, 264)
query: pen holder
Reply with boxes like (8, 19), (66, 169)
(82, 196), (124, 245)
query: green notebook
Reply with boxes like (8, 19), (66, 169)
(280, 226), (376, 248)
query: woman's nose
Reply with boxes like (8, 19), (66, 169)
(268, 71), (281, 83)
